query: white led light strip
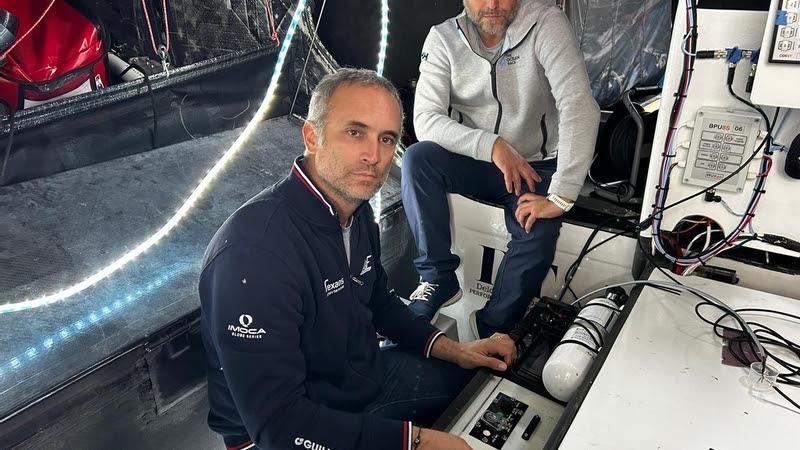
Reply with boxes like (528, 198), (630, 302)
(372, 0), (390, 221)
(0, 0), (309, 314)
(376, 0), (389, 76)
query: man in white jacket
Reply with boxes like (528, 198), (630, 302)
(403, 0), (600, 337)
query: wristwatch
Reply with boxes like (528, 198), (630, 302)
(547, 193), (575, 212)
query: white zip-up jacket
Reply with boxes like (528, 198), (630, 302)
(413, 0), (600, 200)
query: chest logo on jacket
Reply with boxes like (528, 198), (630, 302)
(324, 277), (345, 296)
(501, 53), (520, 67)
(228, 314), (267, 339)
(359, 255), (373, 276)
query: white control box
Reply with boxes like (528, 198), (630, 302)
(682, 107), (762, 193)
(769, 0), (800, 63)
(752, 0), (800, 107)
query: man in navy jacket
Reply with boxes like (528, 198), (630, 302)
(200, 68), (517, 450)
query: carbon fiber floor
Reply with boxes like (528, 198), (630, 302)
(0, 116), (404, 418)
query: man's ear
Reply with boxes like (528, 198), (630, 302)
(302, 121), (319, 155)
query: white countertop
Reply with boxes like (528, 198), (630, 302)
(559, 272), (799, 450)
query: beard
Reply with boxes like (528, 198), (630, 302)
(322, 171), (384, 206)
(464, 1), (519, 36)
(315, 147), (388, 207)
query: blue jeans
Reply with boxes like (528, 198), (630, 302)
(401, 141), (563, 335)
(365, 347), (474, 426)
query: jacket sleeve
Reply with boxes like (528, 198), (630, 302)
(534, 8), (601, 201)
(366, 223), (445, 357)
(413, 27), (499, 163)
(202, 245), (415, 450)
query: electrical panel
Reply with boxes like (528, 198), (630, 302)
(683, 108), (762, 193)
(769, 0), (800, 63)
(468, 392), (528, 449)
(445, 375), (565, 449)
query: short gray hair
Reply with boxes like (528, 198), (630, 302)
(306, 68), (404, 144)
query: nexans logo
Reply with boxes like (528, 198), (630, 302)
(227, 314), (267, 339)
(324, 277), (345, 296)
(294, 437), (329, 450)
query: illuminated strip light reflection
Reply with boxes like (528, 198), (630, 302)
(373, 0), (390, 222)
(0, 0), (308, 314)
(376, 0), (389, 76)
(0, 264), (188, 381)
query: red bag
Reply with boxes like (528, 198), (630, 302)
(0, 0), (108, 113)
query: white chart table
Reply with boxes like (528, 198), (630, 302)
(558, 272), (799, 450)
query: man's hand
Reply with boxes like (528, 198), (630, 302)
(491, 138), (541, 195)
(455, 333), (517, 371)
(515, 193), (566, 233)
(431, 333), (516, 371)
(414, 427), (473, 450)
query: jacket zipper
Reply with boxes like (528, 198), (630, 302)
(455, 21), (537, 135)
(540, 114), (549, 158)
(490, 63), (502, 134)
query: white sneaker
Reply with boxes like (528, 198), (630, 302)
(408, 281), (462, 323)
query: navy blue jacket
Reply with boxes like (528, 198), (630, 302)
(199, 157), (444, 450)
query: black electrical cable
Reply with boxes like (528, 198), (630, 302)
(576, 317), (606, 346)
(734, 308), (800, 324)
(676, 290), (800, 415)
(555, 0), (781, 300)
(650, 69), (779, 265)
(130, 62), (158, 148)
(560, 222), (690, 304)
(556, 216), (640, 302)
(694, 302), (800, 394)
(646, 0), (779, 266)
(554, 339), (599, 354)
(567, 285), (579, 299)
(651, 91), (775, 235)
(666, 88), (777, 261)
(558, 1), (699, 293)
(773, 386), (800, 410)
(637, 237), (683, 285)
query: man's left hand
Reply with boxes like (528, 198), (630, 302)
(456, 333), (517, 371)
(515, 193), (565, 233)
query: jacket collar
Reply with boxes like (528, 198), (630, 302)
(455, 0), (541, 54)
(284, 156), (370, 229)
(291, 156), (336, 216)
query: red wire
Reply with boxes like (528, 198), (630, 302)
(0, 0), (57, 62)
(263, 0), (278, 43)
(162, 0), (171, 52)
(141, 0), (170, 57)
(755, 156), (773, 178)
